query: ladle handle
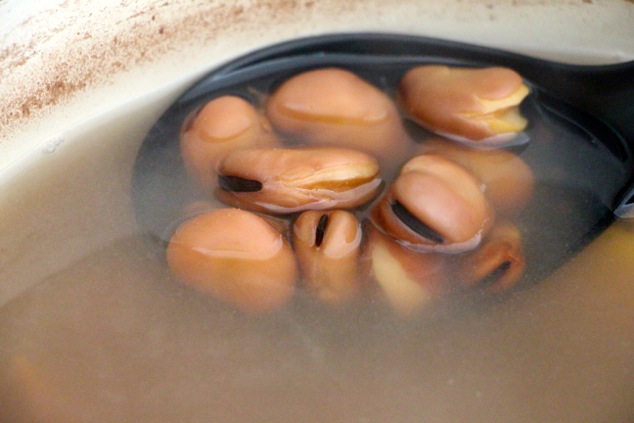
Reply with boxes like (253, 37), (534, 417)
(492, 60), (634, 218)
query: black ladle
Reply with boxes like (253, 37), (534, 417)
(132, 33), (634, 281)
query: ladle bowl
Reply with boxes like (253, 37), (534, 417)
(133, 33), (634, 292)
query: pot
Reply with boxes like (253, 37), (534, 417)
(1, 1), (634, 422)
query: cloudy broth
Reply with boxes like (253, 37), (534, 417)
(1, 52), (634, 422)
(134, 55), (626, 293)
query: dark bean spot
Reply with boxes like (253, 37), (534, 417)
(391, 201), (444, 244)
(218, 175), (263, 192)
(479, 261), (511, 288)
(315, 214), (329, 247)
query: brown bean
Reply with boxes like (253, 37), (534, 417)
(266, 67), (411, 166)
(372, 154), (494, 253)
(365, 225), (448, 316)
(456, 220), (526, 292)
(419, 138), (534, 216)
(180, 96), (276, 193)
(166, 208), (297, 314)
(293, 210), (363, 306)
(216, 147), (382, 214)
(398, 65), (530, 146)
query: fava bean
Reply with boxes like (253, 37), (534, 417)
(166, 209), (297, 314)
(216, 147), (382, 213)
(180, 96), (276, 193)
(293, 210), (363, 305)
(398, 65), (529, 146)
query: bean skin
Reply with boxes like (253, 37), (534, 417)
(166, 208), (298, 314)
(293, 210), (363, 306)
(216, 147), (382, 214)
(266, 67), (412, 169)
(372, 154), (494, 253)
(398, 65), (529, 146)
(180, 96), (277, 193)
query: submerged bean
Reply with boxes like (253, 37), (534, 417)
(180, 96), (276, 193)
(216, 147), (382, 214)
(456, 220), (526, 292)
(398, 65), (530, 146)
(372, 154), (494, 253)
(293, 210), (363, 306)
(418, 138), (534, 216)
(166, 208), (297, 314)
(266, 67), (412, 167)
(366, 225), (448, 316)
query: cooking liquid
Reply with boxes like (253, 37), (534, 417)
(134, 57), (628, 288)
(1, 57), (634, 422)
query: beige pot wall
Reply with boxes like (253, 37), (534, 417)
(1, 0), (634, 169)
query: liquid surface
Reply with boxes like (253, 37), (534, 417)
(2, 38), (634, 422)
(1, 228), (634, 422)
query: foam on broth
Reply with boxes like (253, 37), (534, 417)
(1, 56), (634, 423)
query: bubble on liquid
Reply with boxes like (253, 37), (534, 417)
(42, 135), (65, 154)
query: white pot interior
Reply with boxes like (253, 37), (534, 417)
(1, 1), (634, 422)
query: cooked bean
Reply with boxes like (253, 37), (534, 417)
(456, 220), (526, 292)
(180, 96), (276, 193)
(366, 225), (448, 316)
(216, 147), (382, 213)
(419, 137), (534, 215)
(293, 210), (363, 306)
(372, 154), (494, 253)
(266, 67), (411, 166)
(398, 65), (529, 146)
(166, 208), (297, 314)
